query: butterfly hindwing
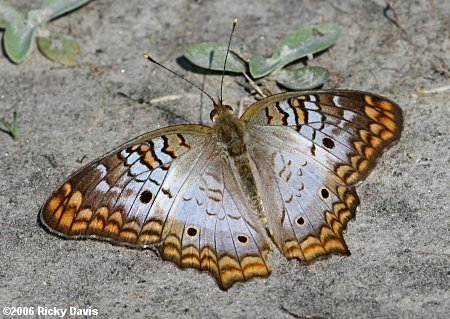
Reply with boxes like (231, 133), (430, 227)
(241, 90), (403, 261)
(248, 127), (358, 260)
(158, 152), (271, 289)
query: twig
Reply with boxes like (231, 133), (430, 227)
(416, 85), (450, 95)
(383, 2), (408, 37)
(280, 306), (325, 319)
(147, 94), (196, 105)
(382, 1), (420, 48)
(117, 92), (193, 123)
(76, 154), (88, 164)
(242, 72), (267, 98)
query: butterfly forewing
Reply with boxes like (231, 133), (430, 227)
(242, 90), (403, 261)
(41, 125), (212, 245)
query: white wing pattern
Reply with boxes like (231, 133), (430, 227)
(41, 90), (402, 289)
(241, 90), (403, 261)
(41, 124), (270, 289)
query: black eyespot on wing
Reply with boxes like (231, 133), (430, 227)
(296, 217), (305, 225)
(237, 235), (248, 243)
(322, 137), (335, 149)
(321, 188), (330, 199)
(187, 227), (198, 237)
(140, 190), (153, 203)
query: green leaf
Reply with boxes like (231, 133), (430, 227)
(183, 42), (246, 73)
(0, 1), (25, 29)
(271, 67), (329, 90)
(37, 31), (80, 66)
(249, 23), (341, 78)
(247, 55), (278, 80)
(40, 0), (91, 22)
(1, 0), (89, 64)
(4, 19), (38, 63)
(0, 111), (19, 140)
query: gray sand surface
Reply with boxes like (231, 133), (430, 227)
(1, 1), (449, 318)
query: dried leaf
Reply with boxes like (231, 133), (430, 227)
(37, 31), (80, 66)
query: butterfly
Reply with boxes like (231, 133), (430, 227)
(40, 86), (403, 289)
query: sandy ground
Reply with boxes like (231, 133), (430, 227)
(1, 1), (449, 318)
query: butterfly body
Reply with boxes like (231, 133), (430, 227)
(41, 90), (402, 289)
(213, 108), (266, 223)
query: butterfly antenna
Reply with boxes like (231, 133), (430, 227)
(143, 54), (216, 104)
(219, 17), (238, 104)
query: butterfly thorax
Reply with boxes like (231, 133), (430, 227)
(213, 110), (246, 157)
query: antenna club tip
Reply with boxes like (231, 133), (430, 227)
(144, 53), (156, 63)
(233, 17), (238, 25)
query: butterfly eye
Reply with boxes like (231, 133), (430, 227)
(210, 109), (219, 121)
(224, 105), (233, 112)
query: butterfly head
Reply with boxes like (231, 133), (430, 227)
(211, 100), (246, 157)
(210, 101), (234, 121)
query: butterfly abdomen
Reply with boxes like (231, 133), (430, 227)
(232, 154), (266, 220)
